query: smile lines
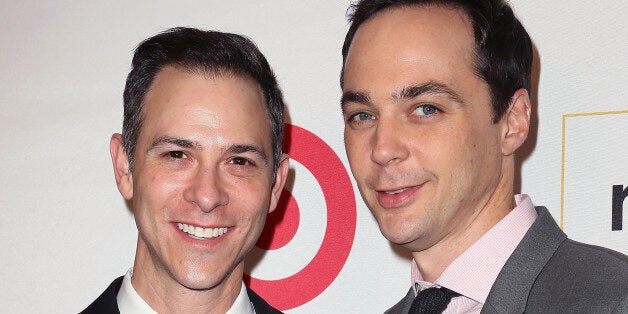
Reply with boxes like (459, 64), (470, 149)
(177, 223), (228, 239)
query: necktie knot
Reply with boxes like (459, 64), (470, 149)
(409, 286), (460, 314)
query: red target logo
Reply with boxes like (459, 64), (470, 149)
(244, 124), (357, 310)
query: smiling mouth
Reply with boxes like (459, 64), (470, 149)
(177, 223), (229, 239)
(383, 188), (408, 195)
(375, 185), (422, 208)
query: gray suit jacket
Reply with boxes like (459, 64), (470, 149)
(386, 207), (628, 313)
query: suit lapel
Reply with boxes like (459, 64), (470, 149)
(80, 276), (123, 314)
(384, 287), (414, 314)
(482, 207), (567, 313)
(246, 286), (282, 314)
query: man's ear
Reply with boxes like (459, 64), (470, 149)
(268, 154), (290, 214)
(110, 133), (133, 200)
(500, 88), (531, 156)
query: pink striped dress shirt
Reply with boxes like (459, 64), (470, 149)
(410, 194), (538, 313)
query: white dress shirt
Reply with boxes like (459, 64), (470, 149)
(116, 268), (255, 313)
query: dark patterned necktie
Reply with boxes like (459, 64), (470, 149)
(408, 286), (460, 314)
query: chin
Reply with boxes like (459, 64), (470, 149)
(382, 230), (412, 246)
(378, 221), (411, 244)
(174, 265), (229, 291)
(178, 274), (224, 291)
(377, 216), (428, 247)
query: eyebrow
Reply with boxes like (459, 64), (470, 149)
(227, 144), (269, 165)
(394, 82), (464, 104)
(341, 91), (371, 110)
(149, 136), (197, 151)
(148, 136), (269, 164)
(341, 81), (464, 110)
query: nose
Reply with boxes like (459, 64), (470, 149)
(183, 166), (229, 213)
(370, 119), (409, 166)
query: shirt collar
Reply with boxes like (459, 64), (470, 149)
(226, 281), (255, 314)
(411, 194), (537, 304)
(116, 268), (254, 314)
(116, 268), (157, 314)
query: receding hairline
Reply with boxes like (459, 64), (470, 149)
(159, 62), (262, 85)
(343, 2), (480, 79)
(135, 63), (271, 148)
(343, 2), (488, 109)
(141, 63), (266, 107)
(349, 1), (474, 27)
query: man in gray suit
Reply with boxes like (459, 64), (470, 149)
(339, 0), (628, 313)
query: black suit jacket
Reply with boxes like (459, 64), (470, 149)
(81, 276), (282, 314)
(386, 206), (628, 313)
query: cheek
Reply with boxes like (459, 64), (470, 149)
(235, 202), (269, 250)
(344, 129), (364, 152)
(449, 122), (497, 160)
(135, 170), (187, 211)
(158, 174), (184, 192)
(443, 127), (502, 191)
(231, 180), (273, 219)
(468, 125), (502, 167)
(345, 135), (371, 175)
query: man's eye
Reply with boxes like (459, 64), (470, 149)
(168, 151), (187, 159)
(414, 104), (439, 116)
(231, 157), (251, 166)
(348, 112), (375, 122)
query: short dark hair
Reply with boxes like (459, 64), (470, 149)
(123, 27), (284, 172)
(341, 0), (533, 122)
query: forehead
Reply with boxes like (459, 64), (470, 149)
(343, 5), (478, 91)
(139, 66), (269, 145)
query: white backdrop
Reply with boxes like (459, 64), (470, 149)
(1, 1), (626, 313)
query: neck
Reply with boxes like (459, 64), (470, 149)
(412, 163), (516, 282)
(130, 239), (242, 313)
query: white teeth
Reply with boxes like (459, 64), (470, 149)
(177, 223), (188, 233)
(177, 223), (229, 239)
(385, 188), (407, 195)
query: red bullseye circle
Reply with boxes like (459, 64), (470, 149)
(244, 124), (356, 310)
(256, 189), (300, 250)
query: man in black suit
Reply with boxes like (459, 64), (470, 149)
(340, 0), (628, 313)
(82, 27), (288, 313)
